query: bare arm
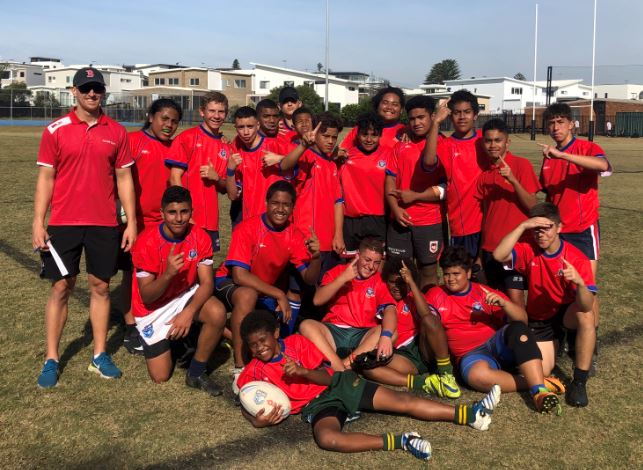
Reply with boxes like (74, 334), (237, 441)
(480, 285), (528, 324)
(539, 144), (610, 172)
(422, 101), (451, 167)
(32, 166), (55, 250)
(225, 153), (243, 201)
(280, 142), (308, 171)
(169, 167), (185, 186)
(313, 260), (356, 306)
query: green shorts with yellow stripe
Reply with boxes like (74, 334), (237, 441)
(395, 338), (431, 374)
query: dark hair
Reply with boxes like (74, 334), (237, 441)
(266, 180), (296, 205)
(142, 98), (183, 131)
(359, 236), (385, 255)
(448, 89), (479, 115)
(543, 103), (573, 122)
(528, 202), (561, 224)
(482, 118), (509, 136)
(200, 91), (229, 112)
(372, 86), (405, 111)
(256, 99), (279, 115)
(161, 185), (192, 208)
(356, 112), (384, 136)
(382, 256), (418, 283)
(240, 310), (279, 342)
(405, 95), (436, 114)
(234, 106), (257, 120)
(293, 107), (313, 122)
(316, 111), (343, 133)
(439, 246), (473, 271)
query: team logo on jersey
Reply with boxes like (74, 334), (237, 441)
(253, 390), (267, 405)
(142, 324), (154, 339)
(429, 305), (441, 318)
(429, 241), (439, 254)
(365, 287), (375, 298)
(188, 248), (197, 260)
(219, 149), (227, 159)
(378, 160), (386, 168)
(472, 302), (483, 312)
(556, 268), (564, 277)
(402, 304), (410, 314)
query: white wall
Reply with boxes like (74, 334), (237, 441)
(445, 78), (547, 113)
(593, 84), (643, 100)
(207, 70), (223, 91)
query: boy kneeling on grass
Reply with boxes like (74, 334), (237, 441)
(237, 310), (501, 461)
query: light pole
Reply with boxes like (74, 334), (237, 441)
(588, 0), (597, 141)
(530, 3), (538, 140)
(324, 0), (329, 111)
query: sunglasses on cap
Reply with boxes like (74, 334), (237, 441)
(77, 83), (106, 94)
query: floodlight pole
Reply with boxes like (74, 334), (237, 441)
(324, 0), (330, 111)
(530, 3), (538, 140)
(588, 0), (597, 141)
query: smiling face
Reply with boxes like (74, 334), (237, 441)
(72, 83), (105, 115)
(235, 116), (260, 148)
(532, 220), (561, 252)
(357, 127), (381, 152)
(450, 101), (477, 135)
(279, 99), (302, 118)
(293, 113), (313, 137)
(483, 129), (509, 162)
(246, 328), (280, 363)
(148, 107), (181, 142)
(200, 100), (227, 133)
(265, 190), (294, 228)
(161, 201), (192, 239)
(407, 107), (432, 138)
(377, 92), (402, 123)
(385, 273), (407, 301)
(442, 266), (471, 294)
(356, 249), (383, 279)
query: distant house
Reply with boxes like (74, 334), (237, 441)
(1, 61), (45, 88)
(593, 83), (643, 101)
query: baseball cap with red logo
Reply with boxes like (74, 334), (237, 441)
(73, 67), (106, 87)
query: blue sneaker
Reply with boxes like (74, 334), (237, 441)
(469, 384), (501, 431)
(88, 353), (122, 379)
(37, 359), (59, 388)
(402, 432), (432, 461)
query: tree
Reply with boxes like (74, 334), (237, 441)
(340, 98), (372, 127)
(34, 91), (60, 108)
(424, 59), (461, 84)
(514, 72), (526, 81)
(317, 62), (324, 73)
(0, 82), (32, 106)
(232, 59), (240, 70)
(267, 84), (324, 114)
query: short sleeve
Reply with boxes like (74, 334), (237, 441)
(131, 237), (160, 276)
(224, 223), (254, 270)
(340, 127), (357, 150)
(321, 265), (341, 287)
(165, 131), (189, 169)
(197, 228), (214, 261)
(516, 159), (541, 194)
(375, 278), (396, 308)
(115, 127), (134, 168)
(474, 172), (486, 202)
(573, 253), (597, 293)
(509, 242), (534, 275)
(289, 229), (311, 272)
(37, 127), (58, 167)
(385, 143), (400, 177)
(296, 336), (327, 369)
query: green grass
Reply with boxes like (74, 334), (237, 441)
(0, 127), (641, 469)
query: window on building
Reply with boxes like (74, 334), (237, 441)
(284, 80), (294, 87)
(604, 93), (608, 98)
(511, 87), (523, 95)
(154, 78), (166, 85)
(234, 79), (246, 88)
(560, 90), (567, 95)
(0, 71), (9, 79)
(121, 78), (132, 83)
(19, 71), (25, 78)
(190, 78), (200, 86)
(304, 80), (314, 88)
(348, 86), (356, 91)
(66, 76), (70, 83)
(168, 78), (179, 85)
(260, 80), (270, 89)
(48, 76), (54, 82)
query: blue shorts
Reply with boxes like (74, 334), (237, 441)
(450, 231), (481, 259)
(459, 325), (515, 384)
(560, 223), (600, 261)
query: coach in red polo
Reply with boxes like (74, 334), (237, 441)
(32, 67), (137, 388)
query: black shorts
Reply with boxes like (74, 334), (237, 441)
(230, 199), (243, 229)
(289, 251), (340, 290)
(343, 215), (387, 254)
(117, 247), (132, 272)
(40, 226), (120, 281)
(450, 232), (481, 259)
(560, 223), (600, 261)
(205, 230), (220, 253)
(481, 250), (526, 291)
(528, 304), (571, 341)
(214, 278), (239, 312)
(387, 221), (443, 266)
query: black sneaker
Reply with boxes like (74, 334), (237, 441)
(123, 330), (144, 356)
(186, 372), (223, 397)
(566, 380), (589, 407)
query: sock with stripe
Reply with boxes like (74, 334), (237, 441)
(382, 432), (404, 451)
(407, 373), (430, 392)
(279, 299), (301, 337)
(453, 405), (475, 425)
(436, 356), (453, 375)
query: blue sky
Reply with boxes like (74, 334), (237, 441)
(2, 0), (642, 87)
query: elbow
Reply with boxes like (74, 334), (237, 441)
(312, 295), (324, 307)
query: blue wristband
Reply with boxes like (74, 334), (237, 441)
(226, 168), (235, 177)
(380, 330), (393, 338)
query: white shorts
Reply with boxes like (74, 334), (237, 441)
(135, 284), (199, 347)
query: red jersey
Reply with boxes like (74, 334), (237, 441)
(475, 152), (541, 252)
(215, 214), (311, 284)
(237, 335), (332, 414)
(340, 122), (406, 150)
(130, 223), (213, 317)
(387, 138), (446, 226)
(129, 130), (173, 232)
(37, 109), (133, 226)
(321, 265), (395, 328)
(233, 135), (291, 220)
(510, 240), (597, 321)
(291, 148), (343, 251)
(165, 125), (230, 231)
(340, 145), (391, 218)
(395, 295), (421, 348)
(426, 283), (507, 360)
(539, 137), (611, 233)
(437, 130), (488, 236)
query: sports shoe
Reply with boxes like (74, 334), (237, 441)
(37, 359), (59, 389)
(231, 367), (243, 395)
(88, 353), (122, 379)
(533, 391), (562, 415)
(438, 372), (461, 399)
(345, 410), (361, 423)
(544, 376), (566, 394)
(566, 380), (589, 407)
(123, 329), (144, 356)
(220, 338), (233, 354)
(402, 432), (432, 461)
(480, 384), (502, 412)
(420, 373), (443, 397)
(186, 372), (223, 397)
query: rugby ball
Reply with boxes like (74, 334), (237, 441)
(115, 199), (127, 225)
(239, 381), (291, 419)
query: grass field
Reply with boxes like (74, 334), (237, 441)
(0, 126), (641, 469)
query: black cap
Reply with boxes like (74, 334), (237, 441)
(73, 67), (106, 87)
(278, 86), (299, 104)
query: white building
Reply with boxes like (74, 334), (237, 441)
(43, 65), (142, 93)
(247, 63), (359, 108)
(29, 57), (64, 71)
(533, 79), (592, 102)
(1, 61), (45, 88)
(593, 83), (643, 100)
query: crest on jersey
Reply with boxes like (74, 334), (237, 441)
(365, 287), (375, 298)
(253, 390), (267, 405)
(402, 304), (410, 314)
(472, 301), (483, 312)
(429, 241), (439, 254)
(556, 269), (564, 277)
(378, 160), (386, 168)
(188, 248), (197, 260)
(219, 149), (227, 159)
(142, 324), (154, 339)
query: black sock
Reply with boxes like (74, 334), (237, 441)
(573, 367), (589, 384)
(188, 359), (207, 378)
(126, 324), (137, 335)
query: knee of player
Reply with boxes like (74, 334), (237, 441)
(575, 311), (595, 328)
(233, 287), (259, 309)
(149, 371), (172, 384)
(202, 299), (227, 327)
(420, 312), (442, 332)
(466, 365), (496, 391)
(505, 322), (542, 363)
(88, 281), (110, 298)
(298, 319), (318, 336)
(50, 281), (74, 300)
(314, 429), (342, 451)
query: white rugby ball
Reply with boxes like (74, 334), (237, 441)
(115, 199), (127, 225)
(239, 381), (291, 418)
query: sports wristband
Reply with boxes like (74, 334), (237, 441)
(226, 168), (235, 177)
(380, 330), (393, 338)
